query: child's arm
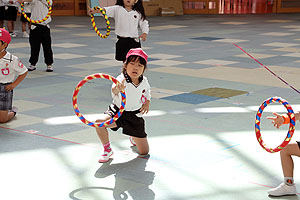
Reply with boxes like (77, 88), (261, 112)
(267, 112), (300, 129)
(5, 71), (28, 91)
(139, 33), (147, 42)
(139, 19), (149, 41)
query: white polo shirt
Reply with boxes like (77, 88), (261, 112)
(112, 73), (151, 112)
(104, 5), (149, 38)
(0, 52), (28, 83)
(31, 0), (52, 25)
(0, 0), (6, 6)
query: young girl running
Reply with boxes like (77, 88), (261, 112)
(267, 111), (300, 196)
(95, 48), (151, 163)
(89, 0), (149, 62)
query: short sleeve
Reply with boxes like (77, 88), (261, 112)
(104, 5), (118, 18)
(143, 77), (151, 101)
(13, 57), (28, 75)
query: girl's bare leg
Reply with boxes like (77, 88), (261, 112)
(280, 143), (300, 178)
(95, 115), (117, 145)
(132, 137), (149, 155)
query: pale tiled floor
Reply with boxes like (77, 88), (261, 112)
(1, 14), (300, 200)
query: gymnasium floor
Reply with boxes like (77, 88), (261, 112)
(1, 13), (300, 200)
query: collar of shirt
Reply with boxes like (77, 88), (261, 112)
(1, 52), (12, 63)
(123, 71), (143, 85)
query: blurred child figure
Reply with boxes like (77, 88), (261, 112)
(18, 1), (31, 38)
(18, 0), (53, 72)
(3, 0), (18, 37)
(89, 0), (149, 62)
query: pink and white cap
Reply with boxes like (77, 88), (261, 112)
(126, 48), (148, 62)
(0, 28), (11, 45)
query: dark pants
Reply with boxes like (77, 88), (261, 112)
(29, 24), (53, 66)
(116, 36), (141, 62)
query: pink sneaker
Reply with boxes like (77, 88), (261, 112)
(98, 151), (113, 163)
(130, 136), (136, 146)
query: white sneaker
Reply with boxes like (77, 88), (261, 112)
(98, 151), (113, 163)
(27, 65), (36, 71)
(46, 65), (53, 72)
(23, 31), (29, 38)
(130, 136), (136, 146)
(10, 32), (17, 37)
(268, 183), (297, 196)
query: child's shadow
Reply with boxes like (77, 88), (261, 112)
(94, 155), (155, 200)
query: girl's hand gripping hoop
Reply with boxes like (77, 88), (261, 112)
(255, 97), (296, 153)
(73, 73), (126, 127)
(91, 6), (111, 38)
(21, 0), (52, 24)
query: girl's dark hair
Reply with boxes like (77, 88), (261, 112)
(116, 0), (147, 20)
(122, 55), (147, 74)
(0, 40), (8, 49)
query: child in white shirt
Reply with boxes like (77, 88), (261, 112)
(89, 0), (149, 62)
(95, 48), (151, 163)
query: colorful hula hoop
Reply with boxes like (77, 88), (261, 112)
(72, 73), (126, 128)
(21, 0), (52, 24)
(91, 6), (111, 38)
(255, 97), (296, 153)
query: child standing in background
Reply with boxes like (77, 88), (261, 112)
(18, 0), (53, 72)
(267, 111), (300, 196)
(89, 0), (149, 62)
(95, 48), (151, 163)
(3, 0), (18, 37)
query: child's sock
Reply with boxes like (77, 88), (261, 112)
(284, 177), (294, 186)
(103, 142), (112, 153)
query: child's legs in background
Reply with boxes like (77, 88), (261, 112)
(41, 26), (53, 65)
(132, 137), (149, 155)
(7, 21), (14, 33)
(22, 22), (26, 32)
(280, 142), (300, 177)
(29, 25), (42, 65)
(21, 13), (31, 32)
(5, 6), (17, 33)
